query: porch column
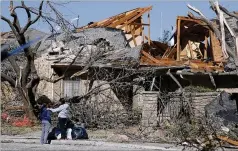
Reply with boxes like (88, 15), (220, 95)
(141, 91), (158, 128)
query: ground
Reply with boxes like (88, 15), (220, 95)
(1, 130), (237, 151)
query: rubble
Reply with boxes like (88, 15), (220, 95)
(42, 27), (142, 68)
(205, 91), (238, 139)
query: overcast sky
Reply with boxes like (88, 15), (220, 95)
(1, 1), (237, 40)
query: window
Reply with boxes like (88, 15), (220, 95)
(63, 77), (80, 98)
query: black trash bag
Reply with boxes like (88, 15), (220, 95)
(71, 126), (89, 140)
(47, 127), (61, 143)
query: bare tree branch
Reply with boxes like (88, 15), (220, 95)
(167, 69), (182, 90)
(1, 72), (16, 87)
(40, 75), (65, 83)
(8, 56), (20, 77)
(20, 1), (43, 34)
(1, 15), (18, 38)
(9, 1), (21, 33)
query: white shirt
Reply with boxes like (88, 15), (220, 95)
(50, 103), (69, 118)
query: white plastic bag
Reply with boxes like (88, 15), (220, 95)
(67, 128), (72, 140)
(56, 133), (61, 140)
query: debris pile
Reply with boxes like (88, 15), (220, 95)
(43, 27), (142, 67)
(205, 91), (238, 140)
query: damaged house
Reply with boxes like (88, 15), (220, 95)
(2, 5), (238, 130)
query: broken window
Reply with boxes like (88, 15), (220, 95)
(63, 77), (81, 98)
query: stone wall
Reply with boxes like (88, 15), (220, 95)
(132, 86), (144, 111)
(141, 91), (220, 126)
(141, 92), (159, 128)
(190, 92), (219, 117)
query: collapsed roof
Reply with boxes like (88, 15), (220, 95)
(2, 5), (237, 75)
(48, 5), (238, 74)
(76, 6), (153, 48)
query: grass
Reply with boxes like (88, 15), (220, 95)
(1, 122), (41, 135)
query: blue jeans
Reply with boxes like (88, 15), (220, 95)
(41, 120), (51, 144)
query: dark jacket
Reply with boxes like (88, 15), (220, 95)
(40, 105), (51, 123)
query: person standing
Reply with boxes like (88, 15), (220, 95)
(48, 99), (69, 139)
(40, 103), (52, 144)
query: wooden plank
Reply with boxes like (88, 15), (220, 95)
(177, 18), (181, 61)
(141, 50), (160, 64)
(144, 35), (153, 45)
(148, 12), (151, 45)
(119, 6), (152, 29)
(125, 25), (142, 36)
(102, 14), (125, 27)
(141, 17), (145, 43)
(204, 36), (208, 59)
(215, 2), (229, 58)
(217, 136), (238, 146)
(162, 43), (177, 58)
(130, 25), (137, 46)
(177, 16), (206, 26)
(210, 30), (223, 62)
(130, 23), (150, 26)
(187, 40), (193, 59)
(162, 47), (172, 58)
(108, 9), (139, 28)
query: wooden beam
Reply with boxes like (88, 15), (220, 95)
(141, 50), (160, 64)
(130, 25), (137, 46)
(125, 25), (142, 36)
(166, 69), (183, 90)
(150, 77), (155, 91)
(208, 73), (216, 88)
(204, 36), (208, 59)
(145, 35), (153, 45)
(215, 2), (229, 58)
(130, 23), (150, 26)
(102, 15), (124, 27)
(119, 6), (152, 29)
(177, 18), (181, 61)
(217, 136), (238, 146)
(148, 12), (151, 45)
(109, 9), (139, 28)
(188, 40), (193, 59)
(178, 16), (206, 25)
(141, 17), (145, 44)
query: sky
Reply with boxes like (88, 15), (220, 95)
(1, 1), (238, 40)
